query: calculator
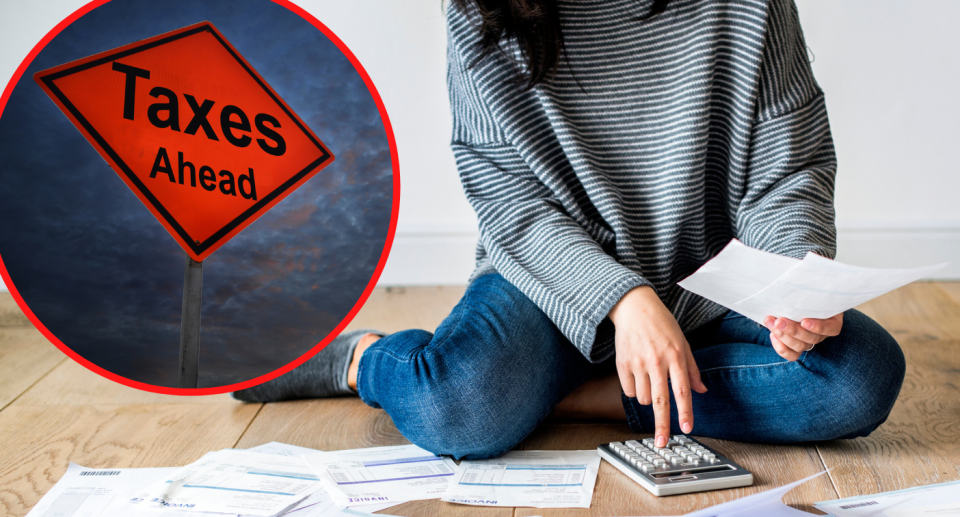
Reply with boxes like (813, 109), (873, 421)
(598, 435), (753, 496)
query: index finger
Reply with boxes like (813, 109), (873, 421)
(670, 357), (694, 435)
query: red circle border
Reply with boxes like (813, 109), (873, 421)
(0, 0), (401, 396)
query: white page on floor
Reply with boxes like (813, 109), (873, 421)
(128, 449), (323, 516)
(25, 463), (198, 517)
(304, 444), (459, 508)
(247, 441), (321, 457)
(677, 239), (802, 323)
(733, 252), (948, 323)
(682, 470), (825, 517)
(814, 479), (960, 517)
(441, 450), (601, 508)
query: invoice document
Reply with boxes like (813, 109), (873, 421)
(441, 450), (601, 508)
(245, 442), (396, 515)
(129, 449), (323, 516)
(814, 479), (960, 517)
(304, 444), (459, 508)
(25, 463), (235, 517)
(678, 239), (947, 323)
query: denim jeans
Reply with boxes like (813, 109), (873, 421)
(356, 273), (906, 459)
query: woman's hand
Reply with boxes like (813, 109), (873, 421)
(609, 286), (708, 448)
(763, 313), (844, 361)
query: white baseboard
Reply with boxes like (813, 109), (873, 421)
(835, 223), (960, 279)
(376, 224), (480, 286)
(1, 224), (956, 292)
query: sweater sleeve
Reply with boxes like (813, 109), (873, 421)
(735, 0), (838, 260)
(447, 8), (650, 362)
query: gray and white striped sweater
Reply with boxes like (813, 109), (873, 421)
(447, 0), (837, 362)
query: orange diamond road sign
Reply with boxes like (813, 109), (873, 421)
(34, 21), (334, 262)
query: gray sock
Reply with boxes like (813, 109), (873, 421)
(231, 329), (382, 402)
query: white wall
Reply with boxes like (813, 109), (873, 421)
(2, 1), (959, 292)
(796, 0), (960, 277)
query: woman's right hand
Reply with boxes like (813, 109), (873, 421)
(609, 286), (708, 448)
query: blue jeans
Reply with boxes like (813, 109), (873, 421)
(356, 273), (905, 459)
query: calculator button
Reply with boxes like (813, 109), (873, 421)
(625, 440), (642, 449)
(642, 438), (655, 446)
(653, 458), (666, 467)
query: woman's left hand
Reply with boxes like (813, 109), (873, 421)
(763, 313), (843, 361)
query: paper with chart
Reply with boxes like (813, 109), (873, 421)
(128, 449), (323, 516)
(814, 479), (960, 517)
(245, 441), (397, 515)
(441, 450), (601, 508)
(304, 444), (459, 507)
(678, 239), (947, 324)
(25, 463), (235, 517)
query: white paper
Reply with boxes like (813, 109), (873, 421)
(678, 239), (947, 324)
(247, 441), (321, 457)
(680, 470), (826, 517)
(814, 479), (960, 517)
(129, 449), (324, 516)
(441, 450), (601, 508)
(26, 463), (181, 517)
(678, 240), (801, 324)
(26, 463), (232, 517)
(304, 444), (458, 508)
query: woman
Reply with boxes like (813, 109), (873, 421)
(235, 0), (905, 458)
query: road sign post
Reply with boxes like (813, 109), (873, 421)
(178, 255), (203, 389)
(35, 21), (334, 388)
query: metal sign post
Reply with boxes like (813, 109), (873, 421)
(178, 255), (202, 388)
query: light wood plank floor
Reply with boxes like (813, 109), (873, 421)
(1, 283), (958, 516)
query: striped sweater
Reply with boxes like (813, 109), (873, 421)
(447, 0), (837, 362)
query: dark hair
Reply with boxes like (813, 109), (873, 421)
(452, 0), (670, 88)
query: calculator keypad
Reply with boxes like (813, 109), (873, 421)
(608, 435), (721, 471)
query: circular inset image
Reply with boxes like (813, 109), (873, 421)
(0, 0), (398, 393)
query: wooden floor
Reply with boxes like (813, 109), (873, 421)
(1, 283), (959, 516)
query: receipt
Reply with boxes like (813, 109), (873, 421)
(814, 479), (960, 517)
(129, 449), (323, 516)
(304, 444), (458, 507)
(441, 450), (601, 508)
(679, 239), (947, 324)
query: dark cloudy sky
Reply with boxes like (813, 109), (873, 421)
(0, 0), (394, 388)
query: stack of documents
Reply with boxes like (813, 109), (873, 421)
(678, 239), (947, 323)
(27, 443), (960, 517)
(26, 443), (602, 516)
